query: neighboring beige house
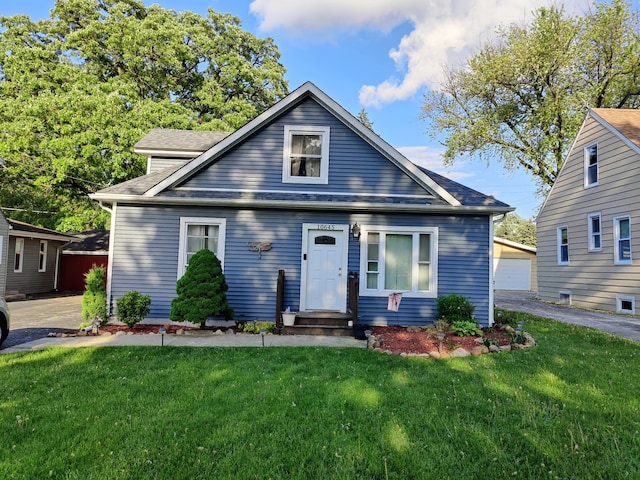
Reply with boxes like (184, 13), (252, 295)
(493, 237), (537, 292)
(537, 108), (640, 314)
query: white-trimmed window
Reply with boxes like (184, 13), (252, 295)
(588, 213), (602, 252)
(38, 240), (48, 272)
(616, 295), (635, 314)
(14, 238), (24, 273)
(282, 125), (330, 184)
(614, 215), (632, 264)
(177, 217), (226, 278)
(360, 226), (438, 298)
(584, 143), (598, 187)
(557, 226), (569, 265)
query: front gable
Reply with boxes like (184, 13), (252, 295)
(176, 97), (434, 199)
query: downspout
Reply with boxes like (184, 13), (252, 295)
(488, 215), (495, 327)
(98, 201), (113, 215)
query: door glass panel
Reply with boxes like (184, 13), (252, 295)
(315, 235), (336, 245)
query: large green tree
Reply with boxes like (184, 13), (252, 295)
(494, 213), (536, 247)
(0, 0), (287, 231)
(422, 0), (640, 194)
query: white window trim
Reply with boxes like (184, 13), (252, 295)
(557, 226), (569, 265)
(359, 226), (439, 298)
(177, 217), (227, 279)
(38, 240), (48, 272)
(614, 215), (632, 265)
(584, 143), (598, 188)
(14, 238), (24, 273)
(587, 212), (602, 252)
(616, 295), (635, 314)
(282, 125), (330, 184)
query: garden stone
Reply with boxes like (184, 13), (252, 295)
(471, 345), (489, 356)
(489, 344), (500, 353)
(115, 331), (125, 336)
(451, 348), (469, 357)
(176, 329), (184, 335)
(499, 344), (511, 352)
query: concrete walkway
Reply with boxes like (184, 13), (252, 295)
(494, 291), (640, 341)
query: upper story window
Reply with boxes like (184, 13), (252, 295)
(557, 226), (569, 265)
(588, 213), (602, 252)
(584, 143), (598, 187)
(282, 126), (330, 184)
(614, 215), (632, 265)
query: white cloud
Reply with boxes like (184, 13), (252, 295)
(250, 0), (586, 106)
(397, 145), (473, 182)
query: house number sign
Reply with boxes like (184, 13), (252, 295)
(317, 224), (337, 230)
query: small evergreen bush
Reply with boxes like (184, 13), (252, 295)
(436, 293), (475, 323)
(82, 265), (108, 325)
(170, 249), (234, 326)
(117, 291), (151, 328)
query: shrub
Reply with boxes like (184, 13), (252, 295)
(117, 291), (152, 328)
(170, 249), (234, 326)
(82, 265), (107, 325)
(451, 320), (483, 337)
(436, 293), (475, 323)
(237, 321), (275, 334)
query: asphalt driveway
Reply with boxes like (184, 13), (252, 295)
(3, 294), (82, 349)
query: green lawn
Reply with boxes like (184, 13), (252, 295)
(2, 311), (640, 479)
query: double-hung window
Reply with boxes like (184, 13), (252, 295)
(588, 213), (602, 252)
(614, 215), (632, 264)
(14, 238), (24, 273)
(360, 227), (438, 297)
(177, 217), (226, 278)
(557, 226), (569, 265)
(282, 126), (330, 184)
(38, 240), (48, 272)
(584, 144), (598, 187)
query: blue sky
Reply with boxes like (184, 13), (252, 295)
(2, 0), (589, 219)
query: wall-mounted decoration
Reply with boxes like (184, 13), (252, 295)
(247, 242), (272, 259)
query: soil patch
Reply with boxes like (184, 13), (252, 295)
(370, 325), (512, 355)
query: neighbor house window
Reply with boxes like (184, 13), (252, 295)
(282, 125), (330, 184)
(177, 217), (226, 278)
(584, 143), (598, 187)
(614, 215), (631, 264)
(588, 213), (602, 252)
(616, 295), (635, 314)
(14, 238), (24, 273)
(557, 226), (569, 265)
(360, 226), (438, 297)
(38, 240), (48, 272)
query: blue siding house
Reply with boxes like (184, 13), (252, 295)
(91, 82), (512, 328)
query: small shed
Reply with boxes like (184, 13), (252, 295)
(60, 230), (109, 292)
(493, 237), (537, 292)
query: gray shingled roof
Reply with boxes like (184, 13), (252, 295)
(134, 128), (231, 152)
(97, 162), (187, 196)
(63, 230), (110, 253)
(8, 219), (78, 241)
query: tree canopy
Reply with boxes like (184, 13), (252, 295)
(494, 213), (536, 247)
(422, 0), (640, 194)
(0, 0), (288, 231)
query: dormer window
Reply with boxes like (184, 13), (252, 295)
(584, 143), (598, 187)
(282, 126), (330, 184)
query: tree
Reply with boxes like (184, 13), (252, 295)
(495, 213), (537, 247)
(170, 249), (234, 326)
(357, 108), (374, 130)
(0, 0), (288, 230)
(422, 0), (640, 194)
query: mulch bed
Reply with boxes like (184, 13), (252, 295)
(370, 325), (513, 355)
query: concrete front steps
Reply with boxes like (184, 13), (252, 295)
(281, 311), (354, 337)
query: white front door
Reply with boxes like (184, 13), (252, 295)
(301, 224), (348, 312)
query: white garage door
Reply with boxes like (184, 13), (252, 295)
(493, 258), (531, 291)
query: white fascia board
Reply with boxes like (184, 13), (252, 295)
(90, 192), (512, 214)
(9, 230), (79, 243)
(134, 148), (204, 158)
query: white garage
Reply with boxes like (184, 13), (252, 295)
(493, 237), (537, 292)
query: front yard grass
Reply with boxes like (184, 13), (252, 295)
(2, 311), (640, 479)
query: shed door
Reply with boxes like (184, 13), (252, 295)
(493, 258), (531, 291)
(302, 226), (348, 312)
